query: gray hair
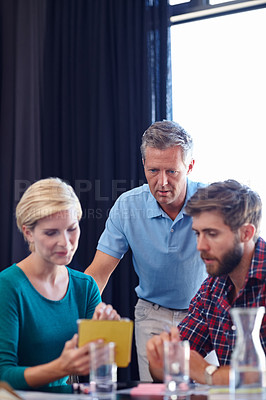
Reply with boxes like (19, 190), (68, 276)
(140, 120), (194, 166)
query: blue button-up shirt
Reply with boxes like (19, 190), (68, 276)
(97, 180), (207, 309)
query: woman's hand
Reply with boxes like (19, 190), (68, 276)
(24, 334), (92, 387)
(92, 302), (120, 320)
(57, 334), (92, 376)
(24, 303), (120, 387)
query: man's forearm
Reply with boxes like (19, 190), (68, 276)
(212, 366), (229, 386)
(189, 351), (229, 386)
(84, 250), (120, 294)
(85, 265), (108, 293)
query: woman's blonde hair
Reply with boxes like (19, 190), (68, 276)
(16, 177), (82, 252)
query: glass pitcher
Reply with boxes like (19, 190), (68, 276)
(229, 306), (266, 396)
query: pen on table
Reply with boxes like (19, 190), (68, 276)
(163, 325), (181, 341)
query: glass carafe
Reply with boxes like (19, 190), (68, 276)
(229, 307), (266, 397)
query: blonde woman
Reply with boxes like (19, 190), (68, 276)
(0, 178), (119, 391)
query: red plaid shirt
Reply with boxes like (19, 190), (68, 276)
(178, 237), (266, 365)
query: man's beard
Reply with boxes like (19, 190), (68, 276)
(202, 236), (243, 277)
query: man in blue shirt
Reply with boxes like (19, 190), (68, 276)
(85, 120), (207, 381)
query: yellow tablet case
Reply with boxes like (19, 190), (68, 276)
(77, 319), (133, 368)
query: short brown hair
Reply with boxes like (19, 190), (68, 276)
(185, 179), (262, 242)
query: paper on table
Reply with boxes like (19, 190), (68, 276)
(208, 386), (266, 400)
(0, 382), (23, 399)
(130, 383), (166, 395)
(129, 383), (210, 396)
(16, 391), (89, 399)
(0, 389), (22, 400)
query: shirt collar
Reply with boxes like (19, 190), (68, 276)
(247, 237), (266, 281)
(183, 179), (197, 216)
(146, 190), (165, 218)
(146, 179), (190, 219)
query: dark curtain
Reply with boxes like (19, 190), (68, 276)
(0, 0), (171, 381)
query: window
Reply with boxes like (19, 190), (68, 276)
(171, 7), (266, 238)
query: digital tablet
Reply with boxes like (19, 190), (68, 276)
(77, 318), (133, 367)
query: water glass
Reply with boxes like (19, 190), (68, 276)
(164, 340), (190, 395)
(89, 341), (117, 398)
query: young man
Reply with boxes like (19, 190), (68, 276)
(147, 179), (266, 385)
(85, 121), (207, 381)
